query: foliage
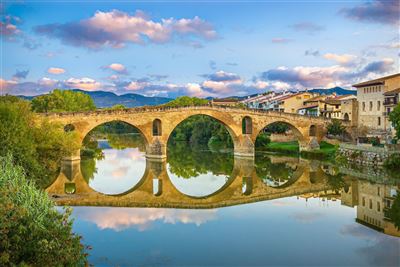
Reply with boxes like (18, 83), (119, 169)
(167, 142), (233, 179)
(109, 104), (126, 110)
(263, 122), (289, 134)
(255, 133), (271, 149)
(389, 103), (400, 139)
(386, 192), (400, 230)
(88, 121), (139, 136)
(31, 89), (96, 113)
(0, 96), (80, 187)
(165, 96), (209, 107)
(327, 119), (345, 136)
(265, 141), (300, 154)
(370, 136), (381, 146)
(383, 153), (400, 172)
(255, 154), (296, 185)
(0, 155), (88, 266)
(168, 115), (233, 148)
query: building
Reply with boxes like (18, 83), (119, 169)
(341, 179), (399, 237)
(280, 92), (315, 113)
(383, 88), (400, 134)
(211, 98), (239, 106)
(353, 73), (400, 136)
(321, 95), (357, 120)
(340, 97), (358, 126)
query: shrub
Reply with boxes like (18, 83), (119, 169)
(255, 133), (271, 148)
(0, 155), (88, 266)
(384, 153), (400, 171)
(327, 119), (345, 136)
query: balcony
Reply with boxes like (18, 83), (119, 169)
(383, 98), (398, 106)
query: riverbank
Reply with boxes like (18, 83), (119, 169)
(259, 141), (337, 159)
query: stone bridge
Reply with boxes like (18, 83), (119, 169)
(40, 105), (350, 159)
(46, 155), (337, 209)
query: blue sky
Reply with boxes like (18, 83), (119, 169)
(1, 0), (399, 97)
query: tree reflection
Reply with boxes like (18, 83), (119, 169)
(255, 154), (296, 187)
(167, 142), (234, 179)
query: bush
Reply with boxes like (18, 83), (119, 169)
(0, 155), (88, 266)
(327, 119), (345, 136)
(255, 133), (271, 149)
(0, 96), (80, 187)
(384, 153), (400, 171)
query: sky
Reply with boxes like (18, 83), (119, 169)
(1, 0), (399, 97)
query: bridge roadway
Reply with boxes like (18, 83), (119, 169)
(46, 155), (338, 209)
(40, 105), (351, 159)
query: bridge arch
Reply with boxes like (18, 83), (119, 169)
(254, 120), (307, 145)
(166, 113), (240, 148)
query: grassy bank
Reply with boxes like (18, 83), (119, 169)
(260, 141), (338, 159)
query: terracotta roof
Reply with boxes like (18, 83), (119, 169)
(304, 95), (326, 102)
(352, 73), (400, 87)
(383, 88), (400, 96)
(323, 99), (341, 105)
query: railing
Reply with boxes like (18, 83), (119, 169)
(383, 98), (398, 105)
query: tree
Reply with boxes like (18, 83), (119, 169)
(327, 119), (345, 136)
(31, 89), (96, 113)
(165, 96), (209, 107)
(386, 192), (400, 230)
(0, 96), (80, 187)
(389, 103), (400, 140)
(0, 155), (88, 266)
(264, 122), (289, 134)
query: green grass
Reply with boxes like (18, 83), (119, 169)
(262, 141), (338, 159)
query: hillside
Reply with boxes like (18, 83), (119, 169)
(19, 89), (172, 108)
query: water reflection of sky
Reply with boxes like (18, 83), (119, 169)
(167, 164), (229, 197)
(71, 197), (399, 267)
(87, 148), (146, 195)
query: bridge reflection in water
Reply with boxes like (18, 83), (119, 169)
(47, 155), (335, 209)
(46, 154), (400, 238)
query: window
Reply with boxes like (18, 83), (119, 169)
(362, 197), (365, 206)
(377, 187), (380, 196)
(377, 202), (381, 212)
(369, 199), (373, 209)
(369, 101), (373, 111)
(378, 117), (381, 126)
(152, 119), (162, 136)
(242, 116), (252, 134)
(362, 102), (365, 111)
(377, 101), (381, 111)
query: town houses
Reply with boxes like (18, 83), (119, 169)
(240, 73), (400, 141)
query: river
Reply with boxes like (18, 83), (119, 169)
(46, 133), (400, 267)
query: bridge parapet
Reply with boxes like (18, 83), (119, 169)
(39, 105), (347, 159)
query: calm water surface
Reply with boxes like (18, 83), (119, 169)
(48, 134), (400, 267)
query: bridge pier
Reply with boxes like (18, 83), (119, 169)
(146, 138), (167, 159)
(63, 149), (81, 161)
(233, 134), (255, 158)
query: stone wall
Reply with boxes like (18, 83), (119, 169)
(337, 143), (399, 166)
(270, 132), (297, 142)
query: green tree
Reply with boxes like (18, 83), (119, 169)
(31, 89), (96, 113)
(165, 96), (209, 107)
(0, 96), (80, 187)
(0, 155), (88, 266)
(264, 122), (289, 134)
(389, 103), (400, 140)
(327, 119), (345, 136)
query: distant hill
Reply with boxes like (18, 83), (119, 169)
(18, 89), (173, 108)
(307, 86), (357, 96)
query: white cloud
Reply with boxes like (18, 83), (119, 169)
(64, 77), (101, 91)
(47, 67), (66, 75)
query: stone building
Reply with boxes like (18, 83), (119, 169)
(353, 73), (400, 137)
(383, 88), (400, 135)
(280, 92), (315, 113)
(340, 98), (358, 126)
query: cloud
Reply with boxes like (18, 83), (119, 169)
(271, 37), (293, 43)
(290, 22), (325, 34)
(0, 15), (21, 39)
(47, 67), (66, 75)
(73, 207), (218, 231)
(260, 58), (395, 89)
(291, 211), (324, 223)
(305, 49), (320, 57)
(12, 70), (29, 80)
(34, 9), (217, 49)
(64, 77), (102, 91)
(340, 0), (400, 25)
(102, 63), (128, 74)
(323, 53), (357, 66)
